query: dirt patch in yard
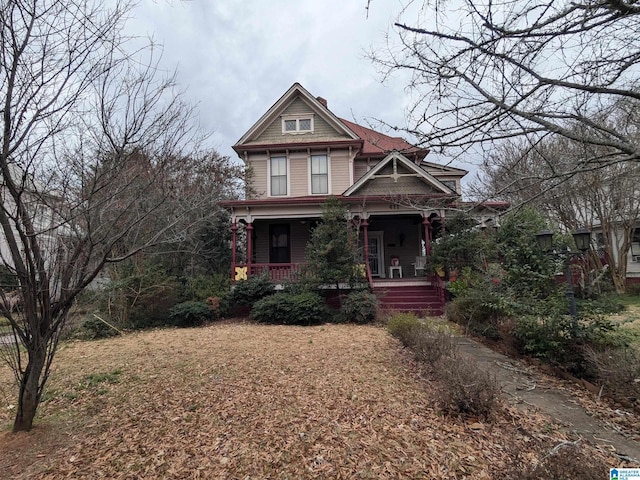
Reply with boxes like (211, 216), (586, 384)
(0, 323), (626, 478)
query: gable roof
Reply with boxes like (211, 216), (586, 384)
(234, 83), (360, 150)
(343, 151), (456, 197)
(339, 118), (428, 160)
(420, 160), (468, 177)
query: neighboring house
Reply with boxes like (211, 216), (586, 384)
(632, 226), (640, 283)
(0, 170), (60, 277)
(592, 223), (640, 287)
(221, 83), (507, 313)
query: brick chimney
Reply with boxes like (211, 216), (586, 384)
(316, 96), (328, 108)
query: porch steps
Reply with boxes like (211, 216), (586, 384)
(374, 284), (444, 316)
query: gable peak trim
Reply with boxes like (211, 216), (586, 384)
(234, 83), (360, 147)
(343, 151), (456, 197)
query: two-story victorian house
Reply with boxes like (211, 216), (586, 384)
(222, 83), (505, 313)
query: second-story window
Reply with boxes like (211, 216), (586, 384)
(270, 156), (287, 196)
(311, 154), (328, 194)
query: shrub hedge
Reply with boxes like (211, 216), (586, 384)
(387, 312), (499, 419)
(339, 290), (378, 324)
(168, 301), (212, 327)
(228, 274), (274, 308)
(250, 292), (327, 325)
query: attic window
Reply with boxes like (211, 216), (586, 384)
(441, 180), (457, 193)
(282, 115), (314, 134)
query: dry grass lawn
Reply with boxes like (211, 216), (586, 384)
(0, 322), (615, 479)
(610, 303), (640, 336)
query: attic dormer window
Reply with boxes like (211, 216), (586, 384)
(282, 115), (314, 134)
(441, 180), (457, 193)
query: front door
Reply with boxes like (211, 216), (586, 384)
(368, 231), (385, 277)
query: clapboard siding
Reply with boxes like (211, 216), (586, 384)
(290, 222), (310, 263)
(353, 160), (369, 182)
(247, 155), (268, 198)
(331, 150), (351, 194)
(249, 149), (355, 198)
(250, 97), (351, 144)
(289, 152), (308, 197)
(357, 176), (436, 196)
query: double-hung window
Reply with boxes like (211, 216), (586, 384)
(310, 154), (328, 194)
(270, 156), (287, 196)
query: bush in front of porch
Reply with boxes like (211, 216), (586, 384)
(250, 292), (328, 325)
(338, 290), (379, 324)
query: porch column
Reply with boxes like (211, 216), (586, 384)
(230, 221), (238, 280)
(361, 218), (372, 282)
(423, 216), (432, 256)
(246, 222), (253, 276)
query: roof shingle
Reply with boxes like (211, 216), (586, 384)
(339, 118), (427, 159)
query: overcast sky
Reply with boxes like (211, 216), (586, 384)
(128, 1), (468, 175)
(128, 1), (408, 155)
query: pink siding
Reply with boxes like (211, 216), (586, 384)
(330, 150), (351, 194)
(247, 155), (268, 199)
(289, 152), (308, 197)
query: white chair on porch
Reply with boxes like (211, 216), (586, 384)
(412, 256), (426, 276)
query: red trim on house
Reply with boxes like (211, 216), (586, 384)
(233, 139), (363, 155)
(220, 193), (457, 208)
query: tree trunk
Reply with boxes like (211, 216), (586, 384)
(612, 270), (627, 294)
(13, 346), (46, 432)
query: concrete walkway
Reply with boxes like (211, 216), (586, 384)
(455, 336), (640, 463)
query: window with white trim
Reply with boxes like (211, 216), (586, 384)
(282, 115), (314, 134)
(632, 227), (640, 260)
(270, 156), (287, 196)
(311, 154), (328, 194)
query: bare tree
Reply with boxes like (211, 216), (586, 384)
(476, 120), (640, 292)
(0, 0), (219, 432)
(372, 0), (640, 177)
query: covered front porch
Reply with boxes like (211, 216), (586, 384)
(229, 210), (443, 287)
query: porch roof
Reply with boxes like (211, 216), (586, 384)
(219, 193), (456, 209)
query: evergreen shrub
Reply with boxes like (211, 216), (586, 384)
(250, 292), (327, 325)
(78, 316), (119, 340)
(228, 274), (274, 308)
(183, 273), (231, 301)
(168, 301), (212, 327)
(339, 290), (378, 324)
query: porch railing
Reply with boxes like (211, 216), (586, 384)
(431, 273), (446, 307)
(242, 263), (302, 282)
